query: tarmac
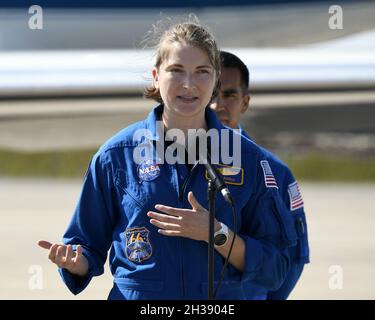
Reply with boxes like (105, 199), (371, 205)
(1, 178), (374, 299)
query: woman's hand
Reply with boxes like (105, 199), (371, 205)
(37, 240), (89, 277)
(147, 191), (221, 242)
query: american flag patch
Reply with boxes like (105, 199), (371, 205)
(260, 160), (278, 188)
(288, 181), (304, 211)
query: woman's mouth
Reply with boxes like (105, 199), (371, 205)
(177, 95), (198, 103)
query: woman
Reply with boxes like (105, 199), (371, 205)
(38, 17), (297, 300)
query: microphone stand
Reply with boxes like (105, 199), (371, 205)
(207, 179), (216, 300)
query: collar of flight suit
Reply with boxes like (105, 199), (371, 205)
(144, 103), (227, 143)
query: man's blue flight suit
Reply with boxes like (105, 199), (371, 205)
(239, 128), (310, 300)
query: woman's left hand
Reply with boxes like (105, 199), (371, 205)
(147, 191), (220, 242)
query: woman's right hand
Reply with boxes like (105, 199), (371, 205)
(37, 240), (89, 277)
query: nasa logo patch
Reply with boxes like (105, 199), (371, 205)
(137, 160), (161, 182)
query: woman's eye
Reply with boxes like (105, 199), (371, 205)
(170, 68), (182, 72)
(197, 69), (209, 74)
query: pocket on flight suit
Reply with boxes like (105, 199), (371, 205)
(271, 195), (298, 249)
(201, 280), (246, 300)
(114, 168), (152, 210)
(109, 278), (164, 300)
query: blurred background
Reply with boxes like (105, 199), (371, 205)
(1, 0), (374, 299)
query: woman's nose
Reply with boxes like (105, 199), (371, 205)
(182, 73), (195, 89)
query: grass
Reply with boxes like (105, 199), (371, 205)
(0, 149), (96, 178)
(0, 149), (375, 181)
(281, 153), (375, 182)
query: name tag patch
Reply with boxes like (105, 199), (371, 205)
(205, 164), (244, 186)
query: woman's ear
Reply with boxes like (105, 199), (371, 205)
(152, 67), (159, 89)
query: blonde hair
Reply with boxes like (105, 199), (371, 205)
(143, 15), (221, 103)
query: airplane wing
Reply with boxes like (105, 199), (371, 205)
(1, 30), (374, 97)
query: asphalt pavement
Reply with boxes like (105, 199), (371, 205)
(1, 178), (374, 299)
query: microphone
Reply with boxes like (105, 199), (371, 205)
(200, 149), (234, 207)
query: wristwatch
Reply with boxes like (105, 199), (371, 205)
(214, 222), (229, 247)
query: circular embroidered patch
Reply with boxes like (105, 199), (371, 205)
(137, 160), (161, 182)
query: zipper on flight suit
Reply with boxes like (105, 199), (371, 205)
(296, 216), (308, 260)
(177, 162), (200, 298)
(178, 162), (199, 202)
(298, 217), (305, 235)
(119, 186), (146, 210)
(175, 164), (187, 298)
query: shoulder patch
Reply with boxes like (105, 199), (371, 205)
(288, 181), (304, 211)
(260, 160), (278, 188)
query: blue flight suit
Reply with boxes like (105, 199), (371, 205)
(240, 128), (310, 300)
(58, 104), (298, 300)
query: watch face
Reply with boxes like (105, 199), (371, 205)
(214, 233), (227, 246)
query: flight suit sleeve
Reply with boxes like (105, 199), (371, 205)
(58, 150), (116, 295)
(238, 159), (298, 291)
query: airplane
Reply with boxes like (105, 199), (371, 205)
(0, 29), (374, 98)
